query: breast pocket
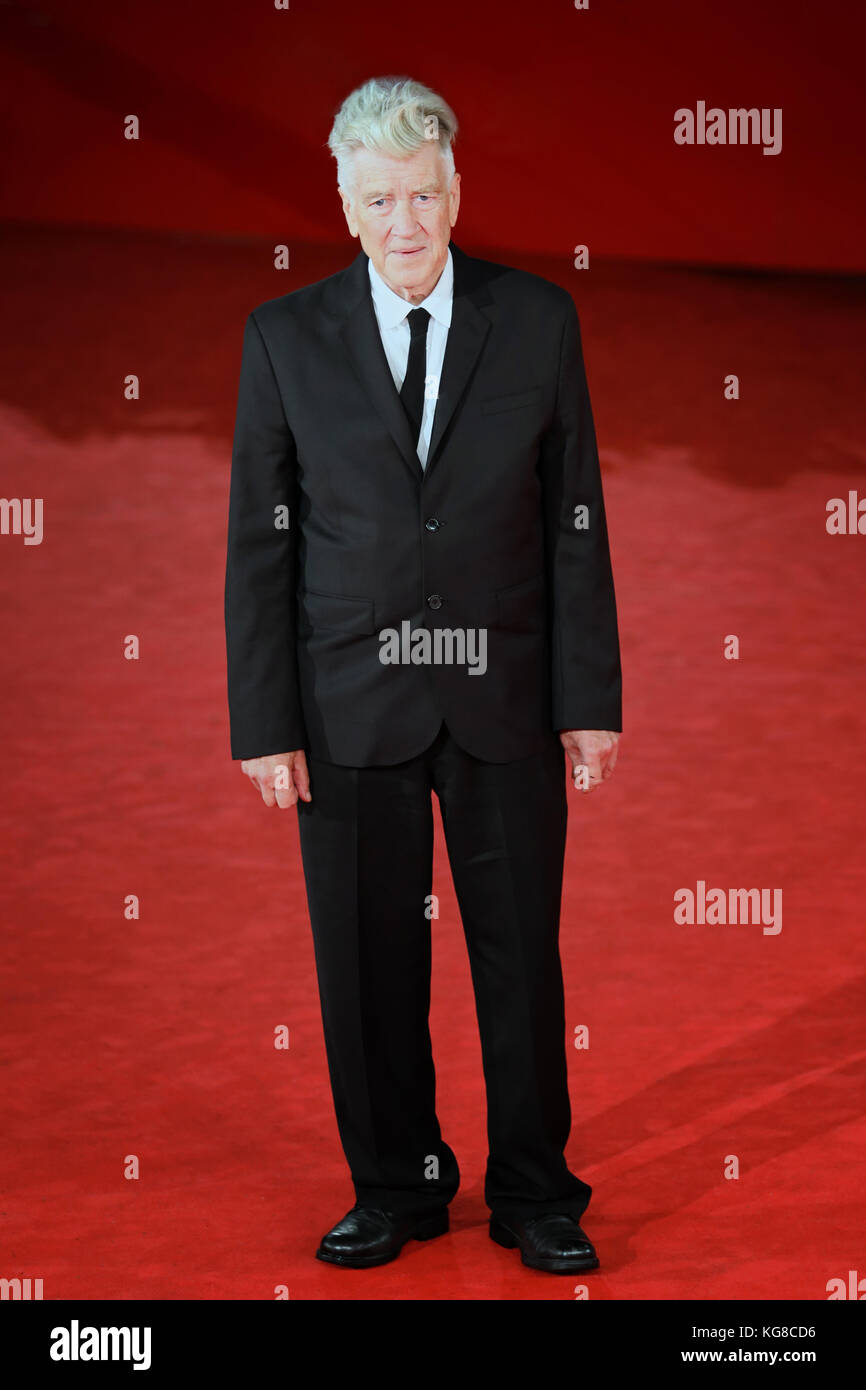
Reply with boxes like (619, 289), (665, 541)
(480, 386), (543, 415)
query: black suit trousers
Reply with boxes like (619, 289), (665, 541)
(296, 721), (592, 1221)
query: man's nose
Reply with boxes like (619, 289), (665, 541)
(391, 198), (419, 235)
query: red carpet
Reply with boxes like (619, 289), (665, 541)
(1, 227), (864, 1299)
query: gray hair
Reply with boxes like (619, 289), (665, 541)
(328, 76), (458, 195)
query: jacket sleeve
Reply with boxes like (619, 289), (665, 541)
(539, 294), (622, 732)
(224, 311), (306, 759)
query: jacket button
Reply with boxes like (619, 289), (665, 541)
(427, 593), (443, 610)
(425, 517), (440, 532)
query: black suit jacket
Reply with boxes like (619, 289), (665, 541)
(225, 240), (621, 766)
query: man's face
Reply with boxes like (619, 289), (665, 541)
(339, 143), (461, 304)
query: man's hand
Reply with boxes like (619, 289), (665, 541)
(559, 730), (620, 793)
(240, 751), (311, 808)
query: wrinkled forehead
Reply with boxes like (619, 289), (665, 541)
(348, 143), (450, 197)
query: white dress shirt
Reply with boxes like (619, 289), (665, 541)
(367, 248), (453, 469)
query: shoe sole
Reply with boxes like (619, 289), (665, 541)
(489, 1218), (600, 1274)
(315, 1209), (449, 1268)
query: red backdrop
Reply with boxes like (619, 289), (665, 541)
(1, 0), (864, 271)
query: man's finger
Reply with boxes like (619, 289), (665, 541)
(583, 754), (603, 784)
(565, 749), (586, 778)
(275, 781), (298, 809)
(570, 761), (598, 793)
(293, 753), (312, 803)
(270, 759), (296, 810)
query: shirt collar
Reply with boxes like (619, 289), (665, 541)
(367, 247), (453, 329)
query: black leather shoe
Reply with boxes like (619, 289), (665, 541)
(316, 1204), (449, 1268)
(489, 1213), (600, 1273)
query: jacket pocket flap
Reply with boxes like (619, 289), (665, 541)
(300, 589), (376, 634)
(495, 572), (546, 630)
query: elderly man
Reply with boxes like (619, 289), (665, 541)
(225, 76), (621, 1274)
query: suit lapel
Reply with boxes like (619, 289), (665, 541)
(337, 241), (494, 485)
(338, 254), (422, 481)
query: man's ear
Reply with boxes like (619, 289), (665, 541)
(448, 171), (461, 228)
(339, 187), (359, 238)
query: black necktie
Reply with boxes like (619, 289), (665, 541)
(399, 308), (431, 448)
